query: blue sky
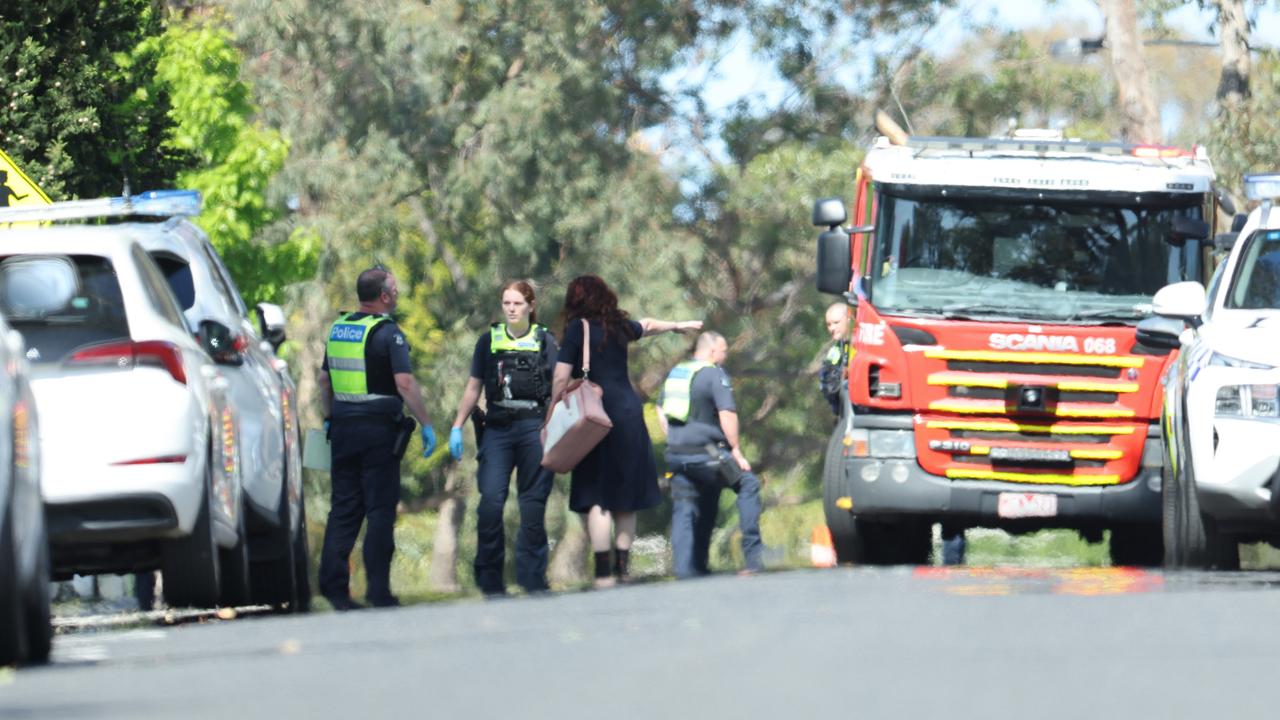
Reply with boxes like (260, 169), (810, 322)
(654, 0), (1279, 162)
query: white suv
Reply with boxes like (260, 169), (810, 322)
(1150, 173), (1280, 568)
(138, 210), (308, 612)
(0, 193), (245, 608)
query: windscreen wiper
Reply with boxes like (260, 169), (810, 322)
(1066, 306), (1150, 321)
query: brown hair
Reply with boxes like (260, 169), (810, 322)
(561, 274), (634, 342)
(501, 279), (538, 323)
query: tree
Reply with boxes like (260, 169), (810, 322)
(1098, 0), (1162, 142)
(0, 0), (191, 199)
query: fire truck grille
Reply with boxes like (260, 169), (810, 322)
(947, 360), (1120, 378)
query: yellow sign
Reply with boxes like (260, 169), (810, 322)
(0, 148), (51, 208)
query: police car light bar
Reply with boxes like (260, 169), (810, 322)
(1244, 173), (1280, 201)
(0, 189), (202, 224)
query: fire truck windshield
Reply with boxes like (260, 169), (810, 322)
(868, 188), (1202, 322)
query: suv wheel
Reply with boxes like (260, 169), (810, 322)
(162, 456), (222, 608)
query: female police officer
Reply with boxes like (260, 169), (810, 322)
(448, 280), (558, 596)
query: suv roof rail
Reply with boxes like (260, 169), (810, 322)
(0, 189), (202, 225)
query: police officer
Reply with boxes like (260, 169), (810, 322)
(820, 302), (851, 417)
(657, 332), (764, 578)
(318, 267), (437, 610)
(449, 280), (558, 596)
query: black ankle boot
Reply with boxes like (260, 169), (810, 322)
(614, 548), (630, 581)
(593, 551), (612, 579)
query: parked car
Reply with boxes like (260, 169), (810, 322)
(0, 310), (51, 665)
(1149, 172), (1280, 568)
(0, 194), (246, 609)
(136, 203), (309, 612)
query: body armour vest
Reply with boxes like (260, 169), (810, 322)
(326, 313), (397, 403)
(486, 323), (550, 411)
(820, 341), (849, 397)
(660, 360), (717, 423)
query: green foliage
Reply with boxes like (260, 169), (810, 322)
(0, 0), (191, 199)
(1210, 50), (1280, 200)
(133, 22), (315, 305)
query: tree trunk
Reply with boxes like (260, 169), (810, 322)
(1097, 0), (1162, 143)
(427, 464), (466, 593)
(548, 506), (588, 588)
(1214, 0), (1250, 109)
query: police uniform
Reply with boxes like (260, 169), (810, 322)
(661, 360), (764, 578)
(820, 340), (850, 417)
(469, 322), (558, 594)
(319, 311), (411, 607)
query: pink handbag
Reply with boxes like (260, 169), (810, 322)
(540, 319), (613, 472)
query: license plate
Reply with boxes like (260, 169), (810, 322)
(997, 492), (1058, 519)
(989, 447), (1072, 463)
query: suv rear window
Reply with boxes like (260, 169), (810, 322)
(0, 254), (130, 364)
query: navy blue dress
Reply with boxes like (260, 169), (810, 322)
(557, 317), (661, 513)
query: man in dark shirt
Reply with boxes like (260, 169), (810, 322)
(317, 268), (436, 609)
(658, 332), (764, 578)
(820, 302), (851, 417)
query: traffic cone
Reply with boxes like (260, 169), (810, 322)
(810, 525), (837, 568)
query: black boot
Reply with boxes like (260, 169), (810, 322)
(614, 548), (630, 583)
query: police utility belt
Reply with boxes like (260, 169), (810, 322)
(669, 442), (744, 488)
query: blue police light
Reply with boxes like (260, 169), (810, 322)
(1244, 173), (1280, 202)
(0, 189), (203, 225)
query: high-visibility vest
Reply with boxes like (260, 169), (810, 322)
(486, 323), (549, 407)
(489, 323), (544, 354)
(326, 313), (396, 403)
(660, 360), (717, 423)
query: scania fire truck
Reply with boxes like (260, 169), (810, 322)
(814, 123), (1226, 565)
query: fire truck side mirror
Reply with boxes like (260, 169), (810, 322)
(1168, 216), (1210, 247)
(816, 229), (853, 296)
(1134, 316), (1184, 351)
(812, 198), (847, 228)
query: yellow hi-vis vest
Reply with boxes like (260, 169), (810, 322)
(489, 323), (544, 353)
(326, 313), (396, 403)
(660, 360), (716, 423)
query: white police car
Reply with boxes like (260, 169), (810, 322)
(1154, 173), (1280, 568)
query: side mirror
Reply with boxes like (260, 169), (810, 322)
(1231, 213), (1249, 233)
(1213, 184), (1238, 216)
(198, 319), (246, 366)
(812, 198), (848, 228)
(1152, 281), (1207, 322)
(256, 302), (287, 351)
(816, 229), (853, 296)
(1213, 232), (1239, 251)
(1135, 316), (1184, 351)
(1168, 216), (1210, 247)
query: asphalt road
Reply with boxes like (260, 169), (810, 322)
(3, 567), (1280, 719)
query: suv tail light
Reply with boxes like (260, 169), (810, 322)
(68, 340), (187, 385)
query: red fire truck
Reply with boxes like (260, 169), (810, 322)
(814, 126), (1226, 565)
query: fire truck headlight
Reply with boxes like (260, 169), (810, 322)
(868, 429), (916, 458)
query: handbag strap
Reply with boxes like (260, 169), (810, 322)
(580, 318), (591, 379)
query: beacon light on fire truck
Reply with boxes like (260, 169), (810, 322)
(812, 112), (1225, 566)
(1152, 172), (1280, 570)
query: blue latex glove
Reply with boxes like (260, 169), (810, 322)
(448, 426), (464, 460)
(421, 426), (438, 458)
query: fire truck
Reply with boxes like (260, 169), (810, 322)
(813, 122), (1227, 565)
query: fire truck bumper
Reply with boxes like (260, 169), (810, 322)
(836, 415), (1163, 528)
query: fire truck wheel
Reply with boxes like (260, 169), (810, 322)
(1108, 525), (1162, 567)
(822, 427), (860, 563)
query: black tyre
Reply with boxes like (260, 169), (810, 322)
(821, 425), (859, 563)
(290, 494), (311, 613)
(218, 509), (251, 608)
(162, 458), (222, 609)
(0, 501), (28, 666)
(1161, 458), (1182, 566)
(859, 518), (932, 566)
(1170, 412), (1238, 569)
(249, 466), (298, 612)
(22, 527), (51, 664)
(1109, 525), (1162, 567)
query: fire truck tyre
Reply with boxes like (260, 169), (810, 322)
(162, 459), (222, 609)
(822, 427), (860, 563)
(217, 508), (251, 608)
(1108, 525), (1162, 567)
(249, 466), (299, 612)
(22, 527), (51, 665)
(290, 490), (311, 613)
(860, 519), (931, 566)
(0, 498), (29, 665)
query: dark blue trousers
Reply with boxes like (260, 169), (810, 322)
(474, 418), (553, 594)
(319, 418), (401, 604)
(668, 454), (764, 579)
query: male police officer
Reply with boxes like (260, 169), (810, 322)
(820, 302), (851, 417)
(318, 268), (437, 610)
(657, 332), (764, 578)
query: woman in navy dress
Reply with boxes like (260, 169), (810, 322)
(552, 275), (701, 587)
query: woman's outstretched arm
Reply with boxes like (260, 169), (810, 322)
(638, 318), (702, 337)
